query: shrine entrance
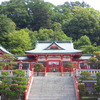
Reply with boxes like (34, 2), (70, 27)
(47, 61), (60, 72)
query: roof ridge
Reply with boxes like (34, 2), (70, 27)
(37, 41), (72, 43)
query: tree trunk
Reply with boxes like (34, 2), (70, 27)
(37, 72), (39, 76)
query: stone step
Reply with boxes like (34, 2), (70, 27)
(28, 76), (77, 100)
(47, 72), (61, 76)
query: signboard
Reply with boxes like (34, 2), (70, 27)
(48, 61), (59, 65)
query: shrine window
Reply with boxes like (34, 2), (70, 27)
(22, 63), (29, 69)
(63, 62), (68, 68)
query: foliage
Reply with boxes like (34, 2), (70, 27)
(11, 70), (28, 99)
(33, 28), (71, 41)
(74, 35), (91, 49)
(64, 62), (76, 76)
(78, 83), (85, 96)
(8, 29), (32, 54)
(13, 69), (25, 77)
(0, 0), (52, 30)
(0, 71), (11, 100)
(96, 72), (100, 93)
(81, 97), (97, 100)
(6, 91), (18, 99)
(88, 54), (100, 69)
(0, 54), (17, 70)
(64, 62), (76, 69)
(34, 63), (45, 72)
(0, 14), (16, 47)
(0, 0), (30, 29)
(79, 71), (92, 80)
(0, 0), (100, 54)
(63, 7), (100, 46)
(0, 69), (28, 99)
(28, 0), (52, 30)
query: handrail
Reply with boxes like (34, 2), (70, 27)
(24, 70), (34, 100)
(44, 68), (47, 76)
(61, 67), (64, 76)
(73, 71), (80, 100)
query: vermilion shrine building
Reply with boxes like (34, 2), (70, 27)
(0, 41), (92, 72)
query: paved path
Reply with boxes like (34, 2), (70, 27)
(28, 73), (77, 100)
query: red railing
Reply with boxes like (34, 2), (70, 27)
(24, 70), (34, 100)
(44, 68), (47, 76)
(61, 67), (64, 76)
(73, 73), (80, 100)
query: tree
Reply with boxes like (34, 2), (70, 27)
(27, 0), (52, 31)
(0, 71), (11, 100)
(0, 70), (28, 100)
(74, 35), (91, 49)
(79, 71), (92, 80)
(11, 69), (28, 99)
(96, 72), (100, 93)
(80, 45), (99, 54)
(0, 0), (52, 30)
(88, 53), (100, 69)
(0, 15), (16, 47)
(0, 0), (30, 29)
(8, 29), (32, 54)
(34, 63), (45, 76)
(63, 7), (100, 45)
(64, 62), (76, 76)
(0, 54), (17, 70)
(73, 35), (99, 54)
(33, 28), (71, 41)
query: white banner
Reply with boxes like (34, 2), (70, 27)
(48, 61), (59, 65)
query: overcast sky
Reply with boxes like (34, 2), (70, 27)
(0, 0), (100, 11)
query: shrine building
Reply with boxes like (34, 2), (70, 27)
(0, 41), (92, 72)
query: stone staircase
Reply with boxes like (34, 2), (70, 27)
(28, 72), (77, 100)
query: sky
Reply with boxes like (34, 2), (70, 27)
(0, 0), (100, 11)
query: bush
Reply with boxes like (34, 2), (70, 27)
(81, 97), (97, 100)
(78, 83), (85, 96)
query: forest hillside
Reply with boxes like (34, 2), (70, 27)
(0, 0), (100, 54)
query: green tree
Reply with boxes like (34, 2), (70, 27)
(88, 53), (100, 69)
(63, 7), (100, 45)
(64, 62), (76, 76)
(73, 35), (98, 54)
(96, 72), (100, 93)
(0, 15), (16, 47)
(0, 0), (30, 29)
(80, 45), (99, 54)
(11, 69), (28, 99)
(0, 70), (28, 100)
(0, 0), (51, 30)
(74, 35), (91, 49)
(28, 0), (52, 30)
(78, 83), (85, 96)
(0, 54), (16, 70)
(8, 29), (32, 54)
(33, 28), (71, 41)
(34, 63), (45, 76)
(0, 71), (11, 100)
(79, 71), (92, 80)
